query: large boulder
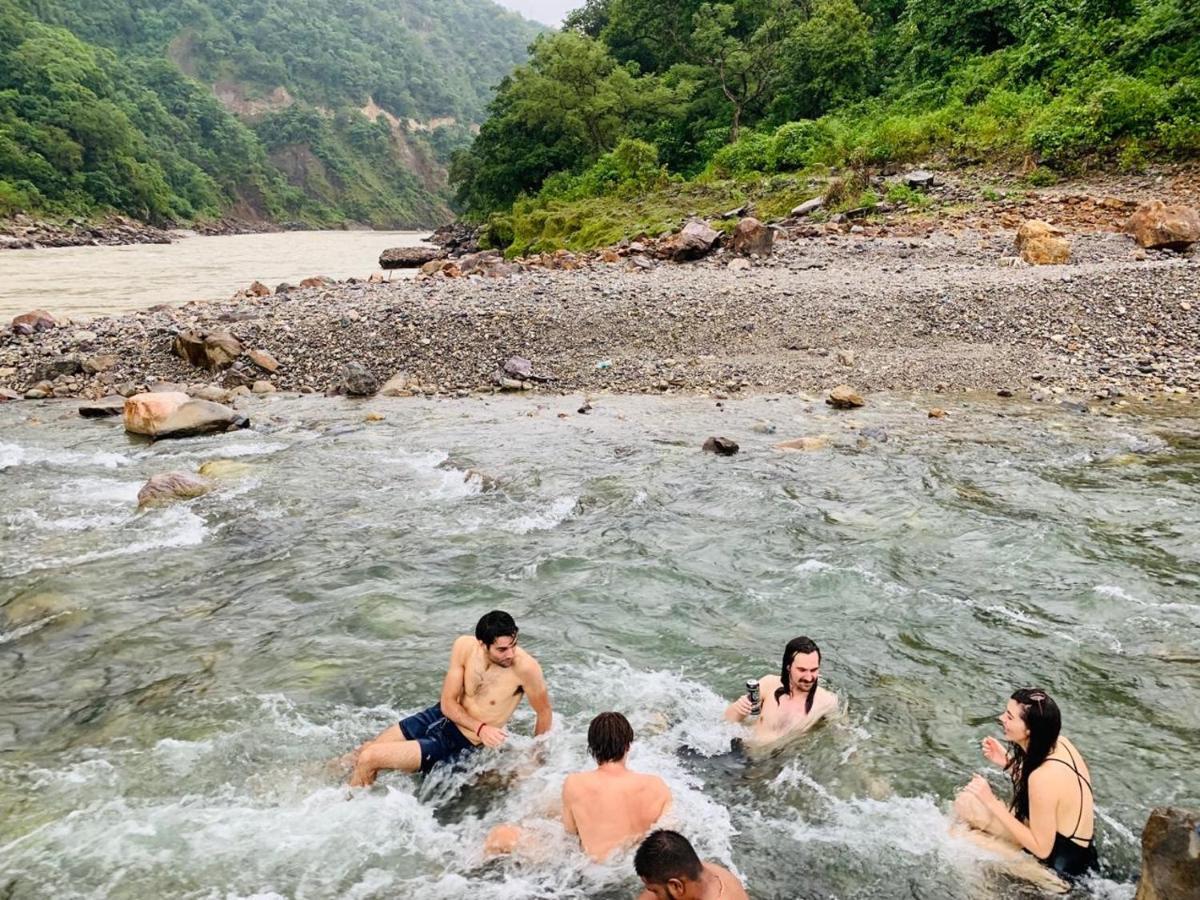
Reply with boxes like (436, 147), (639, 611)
(123, 391), (248, 439)
(1135, 807), (1200, 900)
(137, 471), (213, 507)
(338, 362), (379, 397)
(11, 309), (57, 335)
(379, 246), (443, 269)
(1015, 220), (1071, 265)
(1125, 201), (1200, 251)
(664, 221), (721, 262)
(729, 217), (774, 257)
(172, 330), (244, 370)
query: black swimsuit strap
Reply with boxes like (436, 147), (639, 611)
(1044, 744), (1093, 842)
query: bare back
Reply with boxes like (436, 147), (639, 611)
(562, 768), (671, 861)
(1040, 737), (1095, 843)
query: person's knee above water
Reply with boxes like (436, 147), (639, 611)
(347, 610), (553, 786)
(634, 829), (748, 900)
(486, 711), (672, 861)
(724, 636), (837, 744)
(954, 687), (1099, 881)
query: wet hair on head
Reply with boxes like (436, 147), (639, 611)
(587, 711), (634, 764)
(634, 830), (703, 885)
(475, 610), (518, 647)
(775, 636), (821, 713)
(1005, 687), (1062, 823)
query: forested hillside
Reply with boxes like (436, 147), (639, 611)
(452, 0), (1200, 250)
(0, 0), (543, 226)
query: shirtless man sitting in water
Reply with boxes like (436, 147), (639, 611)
(347, 610), (552, 785)
(724, 636), (837, 746)
(486, 711), (672, 861)
(635, 830), (748, 900)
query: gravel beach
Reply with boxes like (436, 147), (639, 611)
(3, 182), (1199, 408)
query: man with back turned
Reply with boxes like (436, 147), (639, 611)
(347, 610), (552, 785)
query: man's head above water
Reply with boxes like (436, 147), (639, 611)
(588, 711), (634, 764)
(475, 610), (519, 667)
(776, 635), (821, 711)
(635, 830), (704, 899)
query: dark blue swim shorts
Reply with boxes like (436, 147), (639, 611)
(399, 703), (478, 774)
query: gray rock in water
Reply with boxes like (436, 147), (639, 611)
(1135, 807), (1200, 900)
(78, 396), (126, 418)
(137, 471), (213, 507)
(339, 362), (379, 396)
(702, 436), (739, 456)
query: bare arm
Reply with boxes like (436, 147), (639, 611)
(438, 636), (484, 735)
(724, 695), (752, 722)
(518, 654), (553, 736)
(967, 769), (1058, 859)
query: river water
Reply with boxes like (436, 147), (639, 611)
(1, 392), (1197, 899)
(0, 231), (428, 320)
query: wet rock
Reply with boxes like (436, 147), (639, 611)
(1016, 220), (1071, 265)
(790, 198), (824, 217)
(23, 384), (51, 399)
(860, 426), (889, 442)
(198, 459), (252, 479)
(380, 246), (443, 269)
(664, 221), (721, 262)
(730, 217), (774, 257)
(137, 471), (213, 507)
(380, 372), (413, 397)
(1125, 201), (1200, 251)
(11, 309), (57, 335)
(248, 349), (280, 373)
(827, 385), (865, 409)
(338, 362), (379, 396)
(702, 436), (739, 455)
(1134, 807), (1199, 900)
(774, 436), (830, 451)
(928, 407), (947, 419)
(0, 387), (21, 402)
(124, 392), (248, 439)
(78, 396), (126, 418)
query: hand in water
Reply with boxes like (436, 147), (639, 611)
(731, 695), (754, 718)
(966, 774), (999, 810)
(981, 735), (1008, 768)
(479, 724), (508, 749)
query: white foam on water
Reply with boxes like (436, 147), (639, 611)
(0, 441), (25, 469)
(2, 507), (132, 533)
(1093, 584), (1147, 605)
(67, 505), (209, 565)
(52, 476), (142, 504)
(505, 495), (578, 534)
(163, 441), (290, 461)
(0, 612), (69, 646)
(794, 558), (833, 575)
(0, 442), (132, 470)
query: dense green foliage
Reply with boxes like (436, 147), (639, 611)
(453, 0), (1200, 239)
(1, 0), (543, 224)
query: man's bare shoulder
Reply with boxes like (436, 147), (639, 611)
(814, 686), (838, 711)
(450, 634), (475, 654)
(641, 772), (671, 798)
(512, 647), (544, 679)
(759, 674), (782, 693)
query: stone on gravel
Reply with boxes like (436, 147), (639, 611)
(11, 309), (56, 335)
(0, 387), (21, 402)
(338, 362), (379, 396)
(728, 258), (752, 272)
(248, 281), (271, 297)
(503, 356), (534, 379)
(248, 349), (280, 373)
(827, 385), (865, 409)
(1016, 220), (1071, 265)
(35, 355), (83, 381)
(137, 471), (213, 508)
(380, 372), (413, 396)
(78, 396), (126, 418)
(173, 330), (244, 370)
(380, 246), (443, 269)
(702, 436), (739, 455)
(665, 221), (721, 262)
(1124, 200), (1200, 251)
(730, 217), (774, 257)
(124, 392), (248, 439)
(1134, 807), (1199, 900)
(190, 385), (232, 403)
(83, 354), (118, 374)
(252, 380), (275, 394)
(904, 170), (936, 188)
(791, 198), (824, 217)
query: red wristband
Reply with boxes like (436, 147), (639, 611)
(476, 722), (485, 737)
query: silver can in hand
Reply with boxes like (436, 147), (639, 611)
(746, 679), (761, 716)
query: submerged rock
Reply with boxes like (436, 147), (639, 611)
(702, 436), (739, 455)
(1135, 807), (1200, 900)
(137, 471), (213, 507)
(774, 436), (830, 452)
(198, 459), (253, 479)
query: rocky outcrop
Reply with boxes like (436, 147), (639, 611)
(730, 217), (774, 257)
(1125, 201), (1200, 251)
(172, 330), (244, 370)
(663, 221), (721, 262)
(137, 471), (213, 507)
(123, 391), (248, 439)
(1016, 220), (1071, 265)
(1134, 807), (1199, 900)
(379, 246), (444, 269)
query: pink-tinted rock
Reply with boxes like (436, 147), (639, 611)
(11, 309), (57, 335)
(1125, 201), (1200, 250)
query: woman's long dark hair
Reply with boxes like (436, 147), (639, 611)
(1005, 688), (1062, 822)
(774, 636), (821, 713)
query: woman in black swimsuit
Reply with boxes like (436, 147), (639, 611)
(957, 688), (1100, 880)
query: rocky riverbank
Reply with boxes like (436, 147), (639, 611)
(1, 185), (1198, 408)
(0, 214), (281, 250)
